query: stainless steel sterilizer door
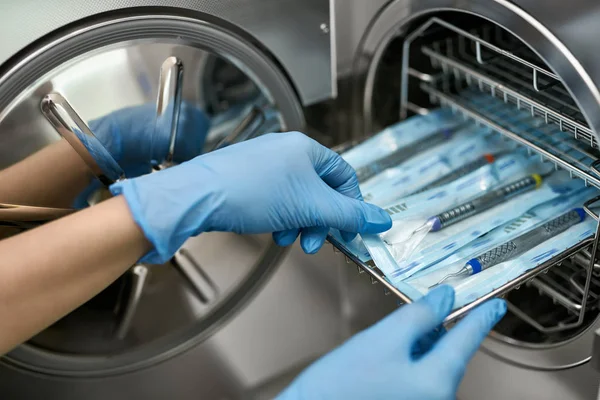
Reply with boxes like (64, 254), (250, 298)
(0, 2), (335, 398)
(327, 0), (600, 399)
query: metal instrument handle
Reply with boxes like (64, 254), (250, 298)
(433, 174), (539, 230)
(475, 209), (583, 270)
(212, 106), (266, 151)
(172, 248), (219, 304)
(413, 155), (493, 195)
(355, 126), (458, 183)
(41, 93), (124, 185)
(114, 265), (149, 340)
(154, 57), (184, 168)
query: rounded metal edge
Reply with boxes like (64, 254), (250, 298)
(4, 244), (290, 378)
(0, 14), (303, 377)
(353, 0), (600, 370)
(354, 0), (600, 146)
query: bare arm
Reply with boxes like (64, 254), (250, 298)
(0, 195), (150, 354)
(0, 139), (93, 208)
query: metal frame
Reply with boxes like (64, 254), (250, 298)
(329, 17), (600, 329)
(0, 15), (304, 378)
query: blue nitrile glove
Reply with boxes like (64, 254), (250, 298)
(90, 101), (211, 175)
(74, 102), (210, 208)
(276, 286), (507, 400)
(110, 131), (392, 263)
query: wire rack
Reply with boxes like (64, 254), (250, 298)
(421, 84), (600, 187)
(400, 18), (594, 145)
(505, 253), (600, 334)
(327, 17), (600, 331)
(402, 18), (600, 331)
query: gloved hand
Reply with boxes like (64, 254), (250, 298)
(74, 102), (210, 208)
(110, 131), (392, 263)
(277, 286), (507, 400)
(90, 101), (211, 176)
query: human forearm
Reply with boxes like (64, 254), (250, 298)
(0, 139), (92, 208)
(0, 195), (150, 354)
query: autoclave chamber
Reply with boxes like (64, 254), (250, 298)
(329, 1), (600, 399)
(0, 0), (334, 389)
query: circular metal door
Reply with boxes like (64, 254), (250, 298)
(0, 13), (304, 377)
(351, 0), (600, 371)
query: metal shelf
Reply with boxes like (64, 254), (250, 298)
(330, 16), (600, 332)
(400, 17), (595, 147)
(421, 44), (593, 147)
(421, 84), (600, 189)
(504, 256), (600, 334)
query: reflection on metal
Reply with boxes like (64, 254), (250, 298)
(342, 16), (600, 327)
(172, 248), (219, 304)
(115, 265), (149, 340)
(213, 106), (265, 150)
(0, 22), (303, 375)
(154, 57), (184, 168)
(40, 93), (125, 185)
(421, 84), (600, 188)
(400, 18), (560, 120)
(327, 236), (412, 304)
(0, 203), (74, 223)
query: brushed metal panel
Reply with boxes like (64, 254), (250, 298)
(0, 0), (333, 105)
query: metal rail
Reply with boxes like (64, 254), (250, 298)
(329, 17), (600, 333)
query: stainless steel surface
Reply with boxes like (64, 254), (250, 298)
(0, 0), (333, 106)
(0, 15), (307, 378)
(501, 254), (600, 335)
(0, 241), (358, 400)
(332, 0), (390, 77)
(3, 1), (600, 399)
(41, 93), (125, 185)
(154, 56), (184, 167)
(592, 327), (600, 372)
(340, 1), (600, 383)
(173, 248), (219, 305)
(115, 265), (149, 340)
(352, 0), (600, 143)
(41, 52), (232, 344)
(416, 25), (592, 146)
(213, 106), (266, 151)
(458, 348), (600, 400)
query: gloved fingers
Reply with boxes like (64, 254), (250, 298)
(106, 103), (156, 162)
(410, 326), (446, 360)
(316, 190), (392, 235)
(423, 299), (506, 375)
(340, 231), (357, 243)
(362, 286), (454, 353)
(398, 286), (454, 349)
(309, 142), (363, 201)
(300, 227), (329, 254)
(273, 229), (301, 247)
(88, 114), (122, 162)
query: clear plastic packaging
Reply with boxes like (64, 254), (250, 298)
(405, 187), (598, 293)
(449, 218), (594, 309)
(385, 170), (585, 281)
(333, 104), (598, 310)
(341, 108), (462, 172)
(373, 153), (549, 268)
(361, 126), (516, 206)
